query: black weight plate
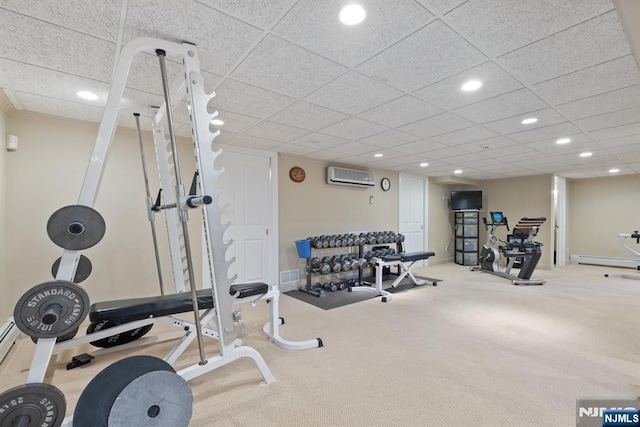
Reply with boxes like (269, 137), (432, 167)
(47, 205), (106, 250)
(31, 327), (79, 345)
(0, 383), (66, 427)
(108, 370), (192, 427)
(14, 280), (90, 340)
(86, 320), (153, 348)
(74, 356), (174, 427)
(51, 255), (92, 283)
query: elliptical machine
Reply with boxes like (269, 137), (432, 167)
(474, 211), (547, 285)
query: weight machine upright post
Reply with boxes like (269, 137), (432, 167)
(133, 113), (165, 295)
(157, 49), (207, 365)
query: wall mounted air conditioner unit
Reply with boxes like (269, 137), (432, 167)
(326, 166), (375, 187)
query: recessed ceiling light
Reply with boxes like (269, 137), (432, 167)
(461, 80), (482, 92)
(419, 162), (429, 167)
(374, 153), (383, 158)
(556, 138), (571, 144)
(579, 152), (592, 158)
(339, 4), (366, 25)
(521, 118), (538, 125)
(454, 169), (463, 174)
(210, 119), (224, 126)
(77, 90), (98, 100)
(609, 168), (620, 173)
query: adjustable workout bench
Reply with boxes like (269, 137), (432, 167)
(350, 251), (437, 302)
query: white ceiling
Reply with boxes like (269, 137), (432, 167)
(1, 0), (640, 180)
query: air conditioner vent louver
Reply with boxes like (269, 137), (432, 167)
(326, 166), (375, 186)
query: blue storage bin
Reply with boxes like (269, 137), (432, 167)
(295, 239), (311, 259)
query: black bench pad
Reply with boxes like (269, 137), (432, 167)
(89, 282), (269, 323)
(382, 251), (435, 262)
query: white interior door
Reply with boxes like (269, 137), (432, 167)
(553, 175), (567, 267)
(399, 174), (427, 265)
(203, 147), (276, 285)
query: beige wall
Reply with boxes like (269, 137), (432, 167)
(0, 102), (9, 320)
(568, 175), (640, 258)
(474, 174), (554, 269)
(278, 155), (399, 282)
(5, 113), (200, 308)
(427, 180), (455, 264)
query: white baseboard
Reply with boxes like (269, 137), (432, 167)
(570, 255), (640, 269)
(0, 317), (19, 364)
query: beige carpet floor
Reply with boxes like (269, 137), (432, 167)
(1, 263), (639, 426)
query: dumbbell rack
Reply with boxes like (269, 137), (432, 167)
(299, 232), (404, 297)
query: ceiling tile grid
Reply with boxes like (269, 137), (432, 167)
(1, 0), (639, 181)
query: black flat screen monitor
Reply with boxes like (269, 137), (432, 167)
(450, 191), (482, 211)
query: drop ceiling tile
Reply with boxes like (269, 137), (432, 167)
(245, 121), (310, 142)
(444, 0), (614, 57)
(416, 0), (466, 15)
(532, 55), (640, 106)
(589, 123), (640, 141)
(357, 20), (486, 92)
(462, 157), (506, 168)
(212, 79), (295, 119)
(453, 89), (548, 124)
(456, 136), (516, 153)
(574, 106), (640, 132)
(1, 0), (122, 41)
(330, 142), (379, 156)
(289, 132), (348, 149)
(507, 122), (581, 143)
(273, 0), (433, 67)
(196, 0), (296, 29)
(231, 35), (347, 98)
(525, 134), (598, 154)
(358, 96), (443, 128)
(304, 71), (403, 115)
(484, 108), (568, 135)
(555, 84), (640, 120)
(319, 117), (388, 140)
(274, 143), (320, 156)
(554, 150), (618, 166)
(356, 148), (409, 164)
(269, 101), (348, 131)
(412, 61), (523, 110)
(226, 134), (282, 150)
(214, 130), (239, 145)
(399, 112), (474, 138)
(0, 9), (116, 82)
(123, 0), (263, 76)
(496, 150), (544, 163)
(356, 129), (421, 148)
(595, 134), (640, 148)
(608, 144), (640, 161)
(14, 91), (104, 123)
(393, 139), (447, 154)
(418, 146), (470, 159)
(558, 170), (597, 179)
(480, 143), (533, 157)
(497, 11), (629, 85)
(0, 58), (111, 106)
(304, 150), (345, 162)
(439, 153), (485, 165)
(431, 125), (498, 145)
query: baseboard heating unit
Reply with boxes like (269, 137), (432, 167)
(570, 255), (640, 269)
(0, 317), (19, 364)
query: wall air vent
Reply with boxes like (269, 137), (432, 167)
(326, 166), (375, 187)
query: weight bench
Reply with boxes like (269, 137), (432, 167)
(350, 251), (437, 302)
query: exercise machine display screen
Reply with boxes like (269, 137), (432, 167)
(491, 211), (506, 225)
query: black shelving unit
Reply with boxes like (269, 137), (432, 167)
(454, 210), (479, 266)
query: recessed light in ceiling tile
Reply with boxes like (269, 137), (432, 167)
(461, 80), (482, 92)
(419, 162), (429, 167)
(210, 119), (224, 126)
(77, 90), (98, 100)
(339, 4), (366, 25)
(609, 168), (620, 173)
(556, 138), (571, 144)
(454, 169), (463, 174)
(579, 152), (592, 158)
(521, 118), (538, 125)
(374, 153), (383, 157)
